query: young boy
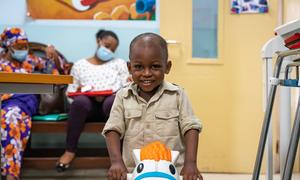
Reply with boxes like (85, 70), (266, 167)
(102, 33), (203, 180)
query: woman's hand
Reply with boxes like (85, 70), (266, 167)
(45, 45), (59, 61)
(180, 161), (203, 180)
(45, 44), (65, 73)
(108, 161), (128, 180)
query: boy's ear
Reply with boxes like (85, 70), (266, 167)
(127, 61), (132, 74)
(165, 60), (172, 74)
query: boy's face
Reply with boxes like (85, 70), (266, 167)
(128, 40), (171, 93)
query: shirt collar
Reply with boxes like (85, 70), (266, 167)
(123, 81), (179, 98)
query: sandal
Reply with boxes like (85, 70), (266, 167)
(56, 161), (71, 172)
(56, 151), (75, 172)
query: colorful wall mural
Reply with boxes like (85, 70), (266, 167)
(27, 0), (156, 20)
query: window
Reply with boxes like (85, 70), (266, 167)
(192, 0), (218, 59)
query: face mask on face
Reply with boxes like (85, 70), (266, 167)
(96, 46), (114, 61)
(11, 48), (28, 62)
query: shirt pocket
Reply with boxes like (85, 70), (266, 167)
(124, 108), (142, 136)
(155, 109), (180, 137)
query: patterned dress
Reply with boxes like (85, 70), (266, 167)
(0, 55), (58, 178)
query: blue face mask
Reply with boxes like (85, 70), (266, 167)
(96, 46), (114, 61)
(11, 48), (28, 62)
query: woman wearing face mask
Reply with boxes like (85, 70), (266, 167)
(56, 29), (129, 172)
(0, 27), (60, 180)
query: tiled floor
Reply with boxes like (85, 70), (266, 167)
(20, 169), (300, 180)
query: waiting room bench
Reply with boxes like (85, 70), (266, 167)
(23, 121), (110, 169)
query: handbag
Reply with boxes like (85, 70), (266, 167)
(38, 84), (68, 115)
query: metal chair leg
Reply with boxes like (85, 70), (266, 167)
(282, 95), (300, 180)
(252, 49), (300, 180)
(252, 85), (278, 180)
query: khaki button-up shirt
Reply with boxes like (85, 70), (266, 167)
(102, 81), (202, 172)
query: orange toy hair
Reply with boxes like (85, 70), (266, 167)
(140, 141), (171, 162)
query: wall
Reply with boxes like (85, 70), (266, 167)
(0, 0), (159, 62)
(161, 0), (278, 173)
(222, 1), (278, 173)
(284, 0), (300, 22)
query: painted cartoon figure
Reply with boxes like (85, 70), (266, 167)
(127, 141), (183, 180)
(58, 0), (105, 11)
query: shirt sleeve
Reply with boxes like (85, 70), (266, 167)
(66, 63), (80, 103)
(117, 59), (130, 87)
(102, 90), (126, 139)
(178, 88), (202, 135)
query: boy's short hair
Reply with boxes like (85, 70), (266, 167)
(129, 32), (168, 62)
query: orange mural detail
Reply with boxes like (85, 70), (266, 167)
(27, 0), (155, 20)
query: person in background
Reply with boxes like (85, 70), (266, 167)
(102, 33), (203, 180)
(56, 29), (130, 172)
(0, 27), (61, 180)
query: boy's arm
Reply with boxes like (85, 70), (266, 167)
(181, 129), (203, 180)
(105, 130), (128, 180)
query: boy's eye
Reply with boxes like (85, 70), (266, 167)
(152, 64), (162, 69)
(133, 64), (143, 70)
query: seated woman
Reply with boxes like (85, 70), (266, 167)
(56, 29), (130, 172)
(0, 27), (61, 180)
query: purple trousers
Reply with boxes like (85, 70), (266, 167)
(66, 95), (115, 152)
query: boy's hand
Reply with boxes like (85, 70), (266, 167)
(180, 161), (203, 180)
(108, 161), (128, 180)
